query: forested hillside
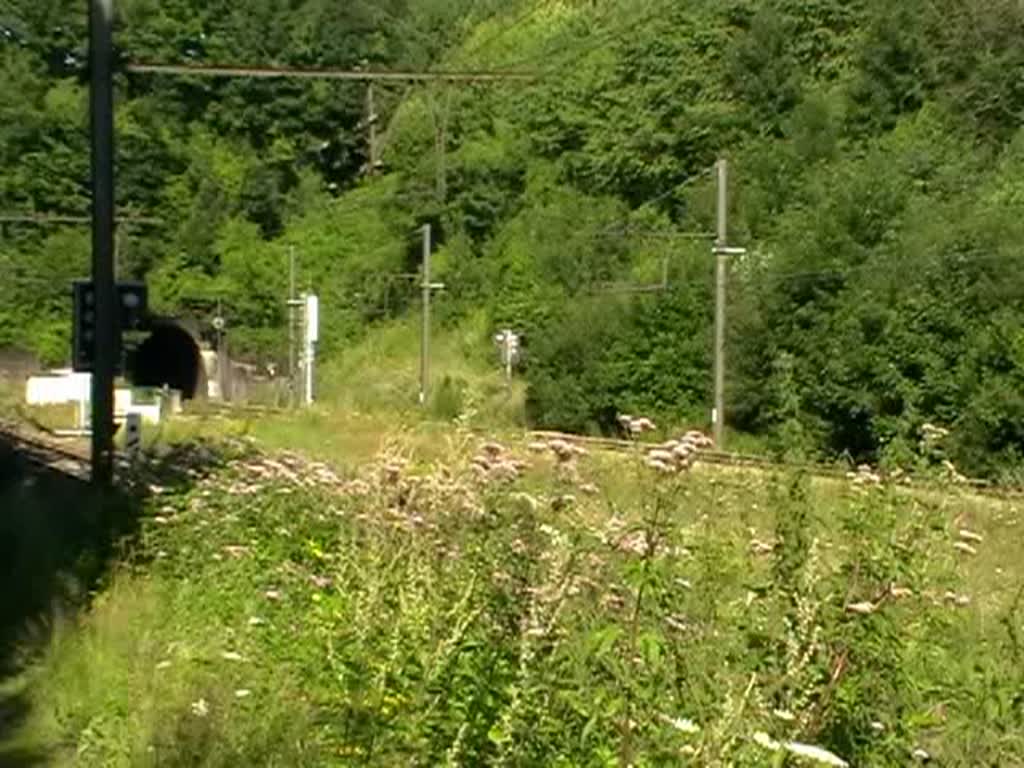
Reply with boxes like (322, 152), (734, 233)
(2, 0), (1024, 478)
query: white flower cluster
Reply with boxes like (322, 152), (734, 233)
(847, 464), (882, 486)
(940, 459), (968, 484)
(471, 441), (530, 483)
(527, 438), (588, 464)
(642, 431), (714, 474)
(617, 414), (658, 436)
(953, 527), (983, 556)
(920, 422), (950, 451)
(753, 732), (849, 766)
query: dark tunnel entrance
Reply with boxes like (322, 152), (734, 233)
(129, 320), (204, 399)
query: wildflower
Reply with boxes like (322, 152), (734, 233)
(631, 417), (656, 434)
(645, 458), (673, 474)
(753, 732), (782, 751)
(547, 439), (576, 462)
(600, 591), (626, 610)
(944, 591), (971, 607)
(310, 575), (332, 590)
(490, 462), (521, 483)
(846, 601), (877, 616)
(750, 539), (775, 556)
(870, 721), (886, 733)
(953, 541), (978, 556)
(658, 713), (700, 734)
(942, 460), (968, 483)
(343, 479), (372, 496)
(190, 698), (209, 718)
(958, 529), (983, 544)
(234, 689), (252, 699)
(481, 441), (505, 458)
(672, 443), (696, 460)
(539, 524), (562, 540)
(912, 747), (931, 761)
(785, 741), (849, 767)
(618, 531), (648, 556)
(665, 615), (690, 632)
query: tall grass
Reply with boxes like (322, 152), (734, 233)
(7, 430), (1024, 766)
(317, 315), (526, 430)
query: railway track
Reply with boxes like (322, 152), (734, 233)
(0, 421), (92, 479)
(531, 430), (849, 476)
(527, 430), (1024, 501)
(5, 413), (1018, 502)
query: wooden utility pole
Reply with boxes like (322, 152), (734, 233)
(419, 224), (431, 406)
(89, 0), (116, 487)
(418, 225), (446, 406)
(713, 159), (728, 449)
(711, 159), (746, 449)
(366, 83), (379, 174)
(287, 247), (297, 407)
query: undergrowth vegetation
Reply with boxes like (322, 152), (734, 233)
(7, 428), (1023, 766)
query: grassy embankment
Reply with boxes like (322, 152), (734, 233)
(2, 400), (1022, 766)
(3, 324), (1023, 765)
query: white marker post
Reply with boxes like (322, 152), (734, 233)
(303, 294), (319, 406)
(494, 329), (520, 387)
(124, 412), (142, 460)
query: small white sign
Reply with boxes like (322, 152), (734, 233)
(305, 295), (319, 344)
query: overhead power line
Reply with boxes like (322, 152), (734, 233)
(125, 62), (539, 83)
(731, 248), (1020, 290)
(0, 213), (162, 225)
(456, 1), (551, 64)
(498, 0), (671, 74)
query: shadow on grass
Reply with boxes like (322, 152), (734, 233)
(0, 435), (226, 766)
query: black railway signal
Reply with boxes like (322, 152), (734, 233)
(71, 279), (148, 373)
